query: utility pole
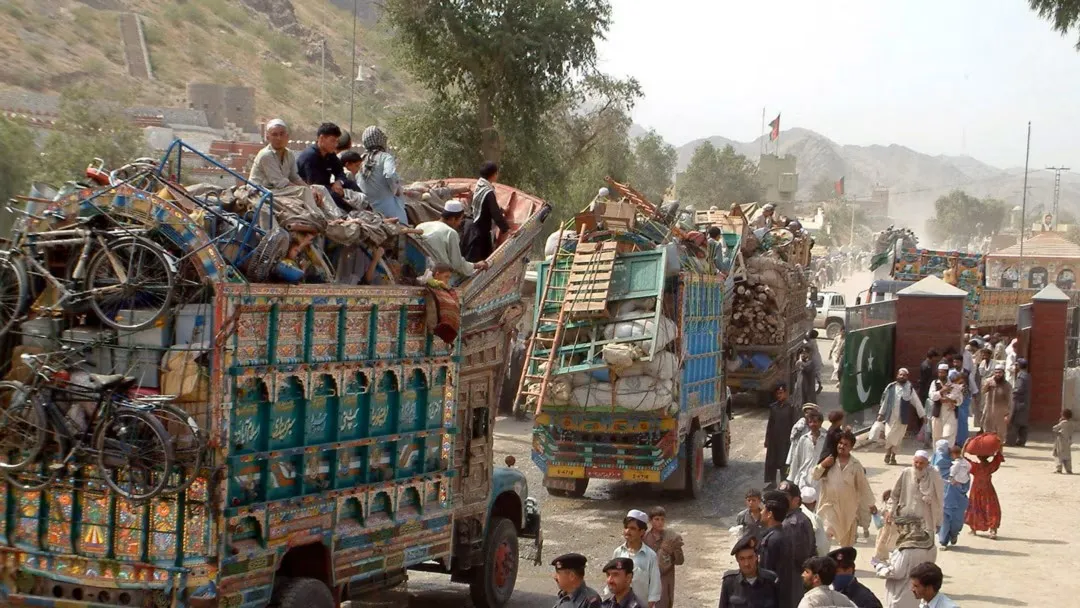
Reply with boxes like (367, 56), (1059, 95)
(320, 39), (326, 122)
(1020, 122), (1031, 266)
(1047, 166), (1071, 230)
(349, 0), (358, 133)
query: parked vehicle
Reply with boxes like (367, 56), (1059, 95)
(813, 291), (847, 339)
(0, 142), (547, 608)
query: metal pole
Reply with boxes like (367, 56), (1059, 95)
(349, 0), (358, 133)
(1047, 166), (1070, 230)
(1019, 122), (1031, 267)
(760, 107), (766, 159)
(320, 40), (326, 122)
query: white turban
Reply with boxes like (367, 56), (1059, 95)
(801, 486), (818, 504)
(914, 449), (930, 461)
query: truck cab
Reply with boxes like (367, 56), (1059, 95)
(813, 291), (846, 338)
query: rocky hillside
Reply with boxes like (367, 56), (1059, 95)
(0, 0), (413, 131)
(676, 128), (1080, 228)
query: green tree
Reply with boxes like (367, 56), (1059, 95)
(0, 117), (38, 237)
(36, 88), (145, 185)
(819, 202), (869, 248)
(1029, 0), (1080, 48)
(631, 130), (677, 204)
(925, 190), (1008, 247)
(383, 0), (612, 163)
(677, 142), (761, 209)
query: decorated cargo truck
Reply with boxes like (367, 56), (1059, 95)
(523, 182), (730, 498)
(0, 143), (547, 608)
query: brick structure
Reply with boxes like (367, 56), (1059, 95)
(186, 83), (257, 133)
(1028, 285), (1070, 425)
(894, 276), (967, 376)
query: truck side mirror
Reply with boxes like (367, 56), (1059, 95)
(504, 455), (516, 467)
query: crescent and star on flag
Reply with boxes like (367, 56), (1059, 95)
(855, 335), (874, 403)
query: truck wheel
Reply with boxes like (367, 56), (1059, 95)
(270, 577), (335, 608)
(469, 517), (519, 608)
(826, 321), (843, 339)
(711, 428), (730, 468)
(683, 429), (705, 499)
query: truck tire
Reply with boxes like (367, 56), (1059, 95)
(711, 428), (730, 468)
(270, 577), (335, 608)
(682, 428), (705, 499)
(826, 320), (844, 339)
(545, 477), (589, 498)
(469, 517), (519, 608)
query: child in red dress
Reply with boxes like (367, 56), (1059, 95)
(963, 446), (1003, 539)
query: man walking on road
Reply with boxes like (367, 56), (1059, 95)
(765, 384), (798, 485)
(759, 492), (801, 608)
(609, 510), (662, 608)
(979, 363), (1011, 439)
(878, 368), (925, 465)
(874, 517), (937, 608)
(788, 410), (825, 493)
(778, 482), (817, 566)
(718, 534), (781, 608)
(1009, 358), (1032, 446)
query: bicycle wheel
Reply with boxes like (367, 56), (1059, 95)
(1, 436), (64, 491)
(151, 402), (206, 495)
(0, 255), (29, 339)
(0, 381), (45, 471)
(95, 408), (173, 501)
(85, 237), (175, 332)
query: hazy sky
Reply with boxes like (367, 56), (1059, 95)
(597, 0), (1080, 170)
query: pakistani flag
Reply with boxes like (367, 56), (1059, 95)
(840, 324), (895, 413)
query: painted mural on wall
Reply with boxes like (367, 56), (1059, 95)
(985, 257), (1080, 291)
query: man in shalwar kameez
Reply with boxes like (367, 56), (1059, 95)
(881, 450), (943, 559)
(813, 431), (877, 548)
(877, 368), (925, 466)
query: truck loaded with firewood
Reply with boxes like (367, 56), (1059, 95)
(696, 205), (814, 406)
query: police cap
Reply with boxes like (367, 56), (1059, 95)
(827, 546), (857, 568)
(731, 533), (759, 555)
(602, 557), (635, 574)
(551, 553), (588, 571)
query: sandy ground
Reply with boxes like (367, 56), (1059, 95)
(366, 270), (1080, 607)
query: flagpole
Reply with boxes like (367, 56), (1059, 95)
(1019, 121), (1031, 265)
(760, 107), (766, 158)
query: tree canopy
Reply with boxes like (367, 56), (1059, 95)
(676, 142), (762, 209)
(36, 88), (145, 186)
(631, 129), (678, 204)
(0, 118), (37, 237)
(1029, 0), (1080, 48)
(926, 189), (1008, 248)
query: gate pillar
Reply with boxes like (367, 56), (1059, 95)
(1029, 285), (1069, 425)
(895, 276), (967, 378)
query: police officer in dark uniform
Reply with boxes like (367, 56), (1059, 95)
(600, 557), (643, 608)
(718, 534), (780, 608)
(827, 547), (882, 608)
(553, 553), (603, 608)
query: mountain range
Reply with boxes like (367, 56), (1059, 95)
(673, 127), (1080, 229)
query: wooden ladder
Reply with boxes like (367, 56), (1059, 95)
(514, 236), (618, 417)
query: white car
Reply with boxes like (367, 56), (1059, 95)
(812, 291), (846, 339)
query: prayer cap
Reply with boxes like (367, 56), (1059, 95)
(731, 533), (759, 555)
(598, 187), (610, 197)
(625, 509), (649, 525)
(444, 200), (464, 214)
(914, 449), (930, 461)
(551, 553), (587, 570)
(937, 363), (950, 370)
(763, 203), (776, 211)
(603, 557), (635, 574)
(898, 367), (910, 375)
(827, 547), (857, 567)
(800, 486), (818, 504)
(994, 362), (1005, 370)
(948, 370), (961, 382)
(266, 118), (287, 130)
(802, 403), (821, 414)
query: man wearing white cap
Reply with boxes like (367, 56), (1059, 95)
(979, 362), (1012, 438)
(877, 368), (925, 465)
(416, 200), (489, 281)
(799, 487), (830, 558)
(607, 509), (662, 608)
(882, 451), (943, 555)
(249, 119), (305, 190)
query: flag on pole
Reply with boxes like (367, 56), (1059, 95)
(768, 114), (781, 141)
(834, 177), (845, 196)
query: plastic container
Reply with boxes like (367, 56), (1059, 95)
(21, 318), (64, 349)
(174, 304), (210, 346)
(116, 309), (172, 348)
(113, 349), (162, 389)
(965, 433), (1003, 457)
(61, 327), (116, 372)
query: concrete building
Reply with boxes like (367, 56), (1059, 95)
(757, 153), (798, 204)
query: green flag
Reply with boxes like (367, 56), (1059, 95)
(840, 324), (895, 413)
